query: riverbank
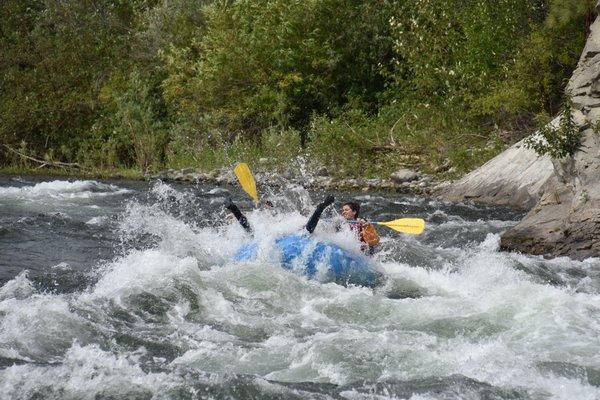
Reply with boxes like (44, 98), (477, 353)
(0, 163), (442, 195)
(0, 166), (144, 181)
(147, 166), (440, 195)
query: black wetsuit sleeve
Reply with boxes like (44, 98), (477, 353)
(305, 195), (334, 233)
(226, 202), (252, 233)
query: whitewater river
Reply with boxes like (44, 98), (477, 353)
(1, 175), (600, 400)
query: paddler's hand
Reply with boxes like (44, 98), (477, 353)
(223, 197), (234, 210)
(322, 194), (335, 207)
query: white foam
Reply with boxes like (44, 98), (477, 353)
(150, 180), (185, 203)
(0, 271), (36, 301)
(0, 343), (175, 399)
(85, 216), (108, 225)
(478, 233), (501, 252)
(86, 249), (201, 301)
(118, 201), (232, 262)
(107, 201), (600, 392)
(2, 180), (600, 399)
(0, 294), (93, 361)
(0, 180), (129, 201)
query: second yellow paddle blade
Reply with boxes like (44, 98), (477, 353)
(377, 218), (425, 235)
(234, 163), (258, 202)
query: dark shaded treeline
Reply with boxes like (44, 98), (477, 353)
(0, 0), (594, 177)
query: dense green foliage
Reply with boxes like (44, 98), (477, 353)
(161, 0), (395, 160)
(0, 0), (593, 176)
(1, 0), (134, 163)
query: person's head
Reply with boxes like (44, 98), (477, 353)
(261, 199), (274, 209)
(341, 202), (360, 220)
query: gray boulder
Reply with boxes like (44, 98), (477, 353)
(316, 166), (329, 176)
(391, 169), (419, 184)
(437, 133), (555, 209)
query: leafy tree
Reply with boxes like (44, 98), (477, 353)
(387, 0), (542, 104)
(0, 0), (594, 176)
(0, 0), (136, 163)
(473, 0), (590, 138)
(546, 0), (596, 33)
(163, 0), (395, 148)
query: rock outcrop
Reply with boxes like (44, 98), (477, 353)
(500, 7), (600, 260)
(437, 136), (554, 209)
(440, 4), (600, 260)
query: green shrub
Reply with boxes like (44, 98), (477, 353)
(0, 0), (593, 179)
(306, 99), (503, 178)
(95, 71), (169, 171)
(167, 127), (302, 172)
(524, 97), (582, 159)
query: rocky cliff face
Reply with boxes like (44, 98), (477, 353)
(437, 134), (554, 209)
(500, 7), (600, 260)
(440, 4), (600, 260)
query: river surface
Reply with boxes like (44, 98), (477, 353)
(1, 175), (600, 400)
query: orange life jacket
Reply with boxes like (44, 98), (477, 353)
(361, 223), (380, 246)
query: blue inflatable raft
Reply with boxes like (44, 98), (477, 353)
(234, 234), (381, 286)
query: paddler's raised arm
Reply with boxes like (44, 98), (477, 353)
(305, 195), (335, 233)
(224, 197), (252, 233)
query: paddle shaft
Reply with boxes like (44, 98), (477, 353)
(347, 218), (425, 235)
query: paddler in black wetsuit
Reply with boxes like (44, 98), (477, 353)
(224, 195), (335, 234)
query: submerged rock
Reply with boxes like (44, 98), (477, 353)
(315, 166), (329, 176)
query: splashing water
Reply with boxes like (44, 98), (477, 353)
(1, 176), (600, 399)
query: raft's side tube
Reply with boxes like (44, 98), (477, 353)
(235, 234), (381, 286)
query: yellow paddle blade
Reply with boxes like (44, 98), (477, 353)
(234, 163), (258, 202)
(376, 218), (425, 235)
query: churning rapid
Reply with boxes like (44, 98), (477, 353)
(1, 176), (600, 400)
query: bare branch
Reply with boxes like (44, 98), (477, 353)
(2, 144), (85, 170)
